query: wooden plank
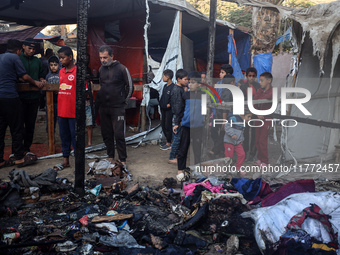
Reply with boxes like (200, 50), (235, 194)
(46, 91), (55, 155)
(17, 83), (143, 92)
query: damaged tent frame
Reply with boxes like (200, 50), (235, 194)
(38, 124), (162, 160)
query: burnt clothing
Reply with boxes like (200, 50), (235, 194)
(97, 61), (133, 108)
(159, 83), (174, 109)
(100, 107), (127, 162)
(171, 85), (185, 126)
(0, 52), (27, 99)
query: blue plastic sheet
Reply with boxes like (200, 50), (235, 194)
(228, 34), (244, 81)
(234, 29), (251, 71)
(253, 53), (273, 80)
(276, 27), (291, 45)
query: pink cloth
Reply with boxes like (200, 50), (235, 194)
(183, 181), (223, 196)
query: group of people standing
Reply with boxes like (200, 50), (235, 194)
(1, 37), (274, 180)
(0, 39), (133, 171)
(157, 64), (274, 180)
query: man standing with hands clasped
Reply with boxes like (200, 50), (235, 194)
(97, 45), (134, 169)
(19, 38), (46, 158)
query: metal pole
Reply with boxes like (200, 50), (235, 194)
(74, 0), (88, 196)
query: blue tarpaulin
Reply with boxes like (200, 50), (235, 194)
(228, 33), (244, 81)
(234, 29), (251, 71)
(253, 53), (273, 80)
(276, 27), (291, 45)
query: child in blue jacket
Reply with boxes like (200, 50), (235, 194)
(175, 71), (204, 181)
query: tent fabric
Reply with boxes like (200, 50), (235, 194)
(0, 0), (251, 72)
(34, 32), (60, 40)
(235, 29), (251, 71)
(223, 0), (340, 161)
(227, 33), (243, 81)
(285, 34), (340, 161)
(253, 53), (273, 80)
(0, 26), (43, 44)
(142, 11), (183, 107)
(87, 17), (144, 100)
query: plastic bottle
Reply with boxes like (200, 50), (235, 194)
(161, 188), (182, 196)
(3, 232), (20, 240)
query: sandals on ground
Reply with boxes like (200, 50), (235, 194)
(176, 168), (191, 182)
(53, 163), (70, 171)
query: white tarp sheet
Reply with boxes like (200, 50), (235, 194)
(142, 10), (183, 108)
(241, 191), (340, 254)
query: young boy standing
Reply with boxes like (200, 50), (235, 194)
(176, 72), (204, 181)
(19, 38), (46, 155)
(253, 72), (273, 167)
(159, 69), (174, 151)
(210, 64), (234, 158)
(45, 56), (60, 134)
(55, 47), (76, 170)
(168, 69), (188, 164)
(239, 67), (260, 161)
(224, 112), (252, 174)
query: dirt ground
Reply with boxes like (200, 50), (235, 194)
(1, 110), (340, 189)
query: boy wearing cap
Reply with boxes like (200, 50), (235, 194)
(19, 38), (46, 155)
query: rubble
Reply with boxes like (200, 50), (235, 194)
(0, 160), (339, 255)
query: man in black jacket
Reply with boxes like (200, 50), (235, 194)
(97, 45), (133, 167)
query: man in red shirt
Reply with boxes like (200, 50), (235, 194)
(253, 72), (273, 167)
(55, 46), (76, 170)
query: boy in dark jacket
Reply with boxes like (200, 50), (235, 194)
(176, 71), (204, 181)
(159, 69), (174, 150)
(168, 69), (188, 164)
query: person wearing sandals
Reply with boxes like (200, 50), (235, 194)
(54, 47), (77, 171)
(175, 72), (204, 182)
(0, 39), (44, 168)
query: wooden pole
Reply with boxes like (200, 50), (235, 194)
(74, 0), (88, 196)
(46, 91), (55, 154)
(202, 0), (217, 162)
(229, 28), (234, 65)
(206, 0), (217, 84)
